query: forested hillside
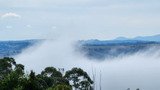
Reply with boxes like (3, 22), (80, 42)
(78, 40), (160, 60)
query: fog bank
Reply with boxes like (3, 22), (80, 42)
(15, 39), (160, 90)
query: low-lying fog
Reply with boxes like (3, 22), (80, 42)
(15, 39), (160, 90)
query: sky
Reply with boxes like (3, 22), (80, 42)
(0, 0), (160, 40)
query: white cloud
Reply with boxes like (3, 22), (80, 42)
(1, 12), (21, 19)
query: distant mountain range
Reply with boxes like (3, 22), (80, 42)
(115, 34), (160, 42)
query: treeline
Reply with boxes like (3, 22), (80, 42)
(0, 57), (93, 90)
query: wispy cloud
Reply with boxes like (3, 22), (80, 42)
(1, 12), (21, 19)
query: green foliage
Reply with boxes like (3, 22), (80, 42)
(47, 84), (72, 90)
(0, 57), (16, 80)
(39, 67), (69, 88)
(53, 84), (72, 90)
(41, 67), (62, 78)
(64, 68), (93, 90)
(0, 57), (93, 90)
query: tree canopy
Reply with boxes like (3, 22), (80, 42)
(0, 57), (93, 90)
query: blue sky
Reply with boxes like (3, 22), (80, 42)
(0, 0), (160, 40)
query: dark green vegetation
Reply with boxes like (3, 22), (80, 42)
(0, 57), (93, 90)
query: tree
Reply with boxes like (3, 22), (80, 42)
(64, 68), (93, 90)
(39, 67), (69, 89)
(14, 64), (25, 75)
(0, 57), (16, 80)
(0, 71), (22, 90)
(0, 58), (25, 90)
(23, 70), (45, 90)
(41, 67), (62, 78)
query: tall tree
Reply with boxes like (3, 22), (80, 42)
(40, 67), (69, 89)
(64, 68), (93, 90)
